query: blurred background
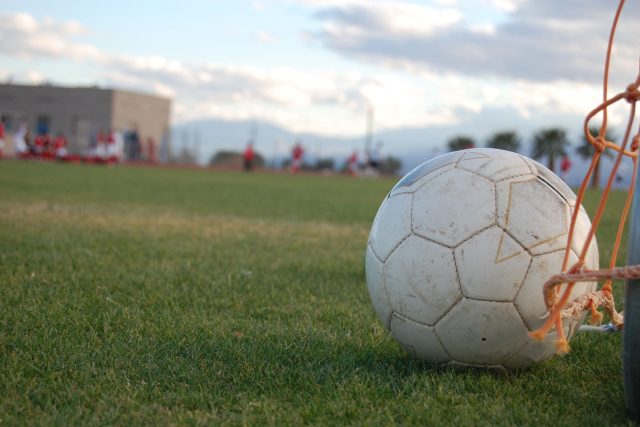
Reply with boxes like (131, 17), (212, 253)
(1, 0), (639, 185)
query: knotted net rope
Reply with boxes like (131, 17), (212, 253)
(530, 0), (640, 353)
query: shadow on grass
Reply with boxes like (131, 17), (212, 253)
(3, 317), (629, 424)
(118, 327), (627, 423)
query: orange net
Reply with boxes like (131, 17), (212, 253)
(530, 0), (640, 353)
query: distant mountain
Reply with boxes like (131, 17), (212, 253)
(171, 109), (634, 188)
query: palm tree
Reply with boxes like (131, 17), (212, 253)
(531, 128), (570, 173)
(486, 131), (521, 152)
(576, 126), (615, 189)
(447, 135), (475, 152)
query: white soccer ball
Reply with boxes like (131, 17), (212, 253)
(365, 148), (598, 368)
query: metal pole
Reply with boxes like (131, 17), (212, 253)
(365, 106), (373, 160)
(625, 163), (640, 419)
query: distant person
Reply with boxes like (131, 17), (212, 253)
(0, 121), (5, 159)
(13, 121), (28, 158)
(96, 129), (108, 161)
(106, 130), (115, 163)
(347, 151), (358, 176)
(33, 133), (45, 157)
(105, 130), (121, 163)
(53, 132), (68, 160)
(42, 133), (53, 160)
(24, 129), (34, 157)
(25, 130), (33, 155)
(130, 130), (141, 161)
(147, 137), (156, 164)
(291, 143), (304, 173)
(368, 141), (383, 170)
(560, 154), (571, 181)
(113, 129), (124, 162)
(243, 143), (255, 172)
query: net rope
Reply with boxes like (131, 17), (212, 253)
(529, 0), (640, 353)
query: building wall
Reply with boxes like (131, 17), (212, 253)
(111, 89), (171, 159)
(0, 84), (113, 154)
(0, 83), (171, 158)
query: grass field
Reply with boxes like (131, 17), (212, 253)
(0, 160), (635, 425)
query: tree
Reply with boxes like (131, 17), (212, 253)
(447, 136), (475, 152)
(209, 150), (238, 166)
(314, 158), (335, 171)
(531, 128), (570, 173)
(378, 156), (402, 175)
(576, 126), (615, 189)
(209, 150), (265, 168)
(173, 146), (198, 165)
(486, 130), (521, 152)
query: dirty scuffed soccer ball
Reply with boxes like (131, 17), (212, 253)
(365, 148), (599, 368)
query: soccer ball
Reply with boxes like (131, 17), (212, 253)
(365, 148), (598, 368)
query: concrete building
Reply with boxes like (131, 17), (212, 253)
(0, 83), (171, 160)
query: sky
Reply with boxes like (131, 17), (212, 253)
(1, 0), (639, 144)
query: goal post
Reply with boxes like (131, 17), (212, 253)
(625, 166), (640, 419)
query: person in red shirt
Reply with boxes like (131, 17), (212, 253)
(560, 154), (571, 181)
(96, 129), (107, 161)
(291, 143), (304, 173)
(34, 134), (45, 157)
(243, 143), (255, 172)
(42, 133), (54, 160)
(347, 151), (358, 176)
(106, 131), (118, 163)
(54, 133), (68, 160)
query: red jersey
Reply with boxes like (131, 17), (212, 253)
(292, 145), (303, 160)
(561, 155), (571, 174)
(54, 136), (67, 149)
(0, 123), (5, 139)
(244, 146), (254, 162)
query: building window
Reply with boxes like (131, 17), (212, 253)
(0, 114), (13, 132)
(36, 115), (51, 135)
(71, 116), (92, 150)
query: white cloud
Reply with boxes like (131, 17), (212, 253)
(310, 0), (462, 38)
(24, 70), (45, 84)
(6, 12), (39, 33)
(0, 9), (631, 138)
(307, 0), (640, 84)
(374, 2), (462, 36)
(488, 0), (522, 13)
(468, 23), (496, 35)
(255, 31), (277, 44)
(252, 0), (267, 11)
(41, 16), (87, 35)
(0, 12), (102, 61)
